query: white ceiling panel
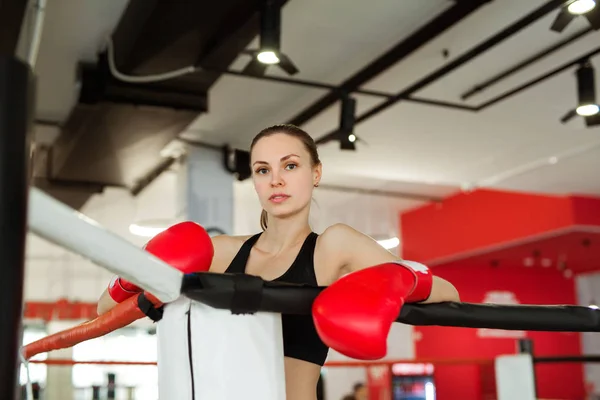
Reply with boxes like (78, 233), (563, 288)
(361, 0), (551, 95)
(489, 143), (600, 195)
(417, 25), (600, 106)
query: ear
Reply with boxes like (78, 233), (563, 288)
(313, 163), (322, 187)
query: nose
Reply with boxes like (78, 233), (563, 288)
(270, 169), (284, 187)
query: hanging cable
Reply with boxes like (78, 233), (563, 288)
(105, 36), (199, 83)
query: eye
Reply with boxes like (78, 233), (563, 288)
(255, 167), (269, 175)
(285, 163), (297, 171)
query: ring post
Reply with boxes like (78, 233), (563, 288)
(0, 55), (33, 398)
(518, 338), (538, 398)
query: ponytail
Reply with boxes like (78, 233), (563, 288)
(260, 209), (268, 231)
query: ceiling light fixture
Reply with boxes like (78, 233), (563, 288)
(560, 60), (600, 126)
(242, 0), (299, 76)
(550, 0), (599, 32)
(339, 94), (357, 151)
(568, 0), (596, 15)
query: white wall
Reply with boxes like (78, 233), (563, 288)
(233, 179), (408, 239)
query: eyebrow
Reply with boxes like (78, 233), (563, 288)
(252, 154), (300, 166)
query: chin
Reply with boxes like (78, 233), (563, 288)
(265, 201), (309, 220)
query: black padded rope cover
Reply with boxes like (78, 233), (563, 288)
(181, 272), (600, 332)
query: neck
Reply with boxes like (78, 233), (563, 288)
(260, 208), (311, 255)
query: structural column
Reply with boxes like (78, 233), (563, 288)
(178, 145), (235, 235)
(0, 55), (33, 399)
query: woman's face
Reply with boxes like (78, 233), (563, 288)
(251, 133), (321, 221)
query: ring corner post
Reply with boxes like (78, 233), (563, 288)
(0, 55), (35, 399)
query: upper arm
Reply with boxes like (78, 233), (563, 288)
(321, 223), (460, 303)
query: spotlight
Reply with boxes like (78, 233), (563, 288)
(256, 51), (279, 64)
(242, 0), (299, 76)
(560, 60), (600, 126)
(339, 95), (356, 151)
(568, 0), (596, 15)
(550, 0), (599, 32)
(576, 103), (600, 116)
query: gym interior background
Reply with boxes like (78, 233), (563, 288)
(3, 0), (600, 399)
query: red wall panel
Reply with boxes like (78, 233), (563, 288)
(401, 189), (575, 262)
(414, 264), (584, 400)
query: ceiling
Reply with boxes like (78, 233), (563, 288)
(5, 0), (595, 214)
(1, 0), (598, 303)
(2, 0), (597, 234)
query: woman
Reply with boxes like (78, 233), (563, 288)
(98, 124), (460, 400)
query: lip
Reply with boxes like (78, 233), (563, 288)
(269, 193), (290, 203)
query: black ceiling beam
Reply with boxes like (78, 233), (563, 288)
(0, 0), (29, 55)
(207, 67), (478, 112)
(315, 0), (567, 145)
(286, 0), (494, 128)
(110, 0), (266, 78)
(475, 45), (600, 110)
(109, 0), (159, 72)
(461, 27), (594, 100)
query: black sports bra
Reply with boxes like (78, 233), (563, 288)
(224, 232), (330, 366)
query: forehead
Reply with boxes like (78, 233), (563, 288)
(251, 133), (307, 160)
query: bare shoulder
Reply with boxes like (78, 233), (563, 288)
(209, 234), (253, 273)
(318, 223), (399, 275)
(314, 224), (364, 284)
(319, 223), (362, 247)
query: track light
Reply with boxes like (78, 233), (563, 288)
(550, 0), (599, 32)
(576, 61), (599, 116)
(560, 60), (600, 126)
(242, 0), (299, 76)
(339, 95), (357, 151)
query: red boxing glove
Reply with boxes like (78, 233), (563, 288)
(312, 261), (432, 360)
(390, 260), (433, 303)
(107, 276), (142, 303)
(144, 221), (214, 273)
(107, 221), (214, 303)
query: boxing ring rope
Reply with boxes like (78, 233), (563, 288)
(26, 354), (600, 367)
(18, 185), (600, 400)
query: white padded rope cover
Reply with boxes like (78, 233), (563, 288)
(27, 188), (182, 302)
(157, 296), (286, 399)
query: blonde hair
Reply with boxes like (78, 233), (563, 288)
(251, 124), (320, 231)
